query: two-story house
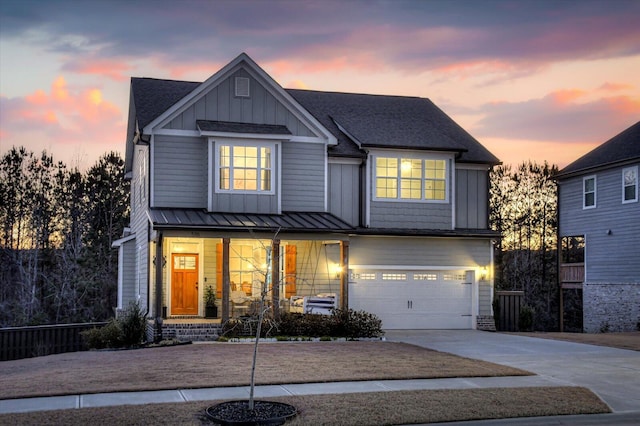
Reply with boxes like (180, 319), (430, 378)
(113, 53), (500, 339)
(557, 121), (640, 333)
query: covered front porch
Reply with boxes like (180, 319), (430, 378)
(148, 209), (354, 331)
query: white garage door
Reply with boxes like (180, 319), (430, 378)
(349, 270), (473, 329)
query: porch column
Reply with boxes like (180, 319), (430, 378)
(271, 239), (281, 320)
(221, 238), (230, 322)
(340, 241), (349, 311)
(154, 231), (164, 343)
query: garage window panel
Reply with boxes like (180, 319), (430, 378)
(382, 273), (407, 280)
(443, 273), (466, 281)
(351, 272), (377, 280)
(413, 273), (437, 281)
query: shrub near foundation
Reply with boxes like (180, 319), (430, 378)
(81, 302), (147, 349)
(222, 309), (384, 339)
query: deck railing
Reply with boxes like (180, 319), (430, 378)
(0, 322), (108, 361)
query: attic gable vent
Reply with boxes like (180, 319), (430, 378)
(235, 77), (250, 97)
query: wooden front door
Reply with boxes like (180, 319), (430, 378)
(171, 253), (199, 315)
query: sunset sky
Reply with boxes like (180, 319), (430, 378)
(1, 0), (639, 170)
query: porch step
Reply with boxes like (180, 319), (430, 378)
(147, 321), (223, 342)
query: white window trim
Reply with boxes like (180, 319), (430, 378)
(622, 166), (638, 204)
(211, 138), (277, 195)
(583, 175), (596, 209)
(371, 152), (451, 203)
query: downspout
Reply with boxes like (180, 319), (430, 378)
(359, 158), (366, 227)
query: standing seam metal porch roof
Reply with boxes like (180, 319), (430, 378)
(149, 209), (355, 232)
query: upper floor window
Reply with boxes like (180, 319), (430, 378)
(623, 166), (638, 203)
(374, 155), (447, 202)
(583, 175), (596, 209)
(218, 143), (274, 193)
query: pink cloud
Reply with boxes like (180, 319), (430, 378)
(549, 89), (588, 104)
(62, 58), (132, 82)
(0, 77), (125, 169)
(474, 89), (640, 144)
(598, 82), (636, 93)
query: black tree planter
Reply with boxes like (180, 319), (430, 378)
(206, 400), (297, 426)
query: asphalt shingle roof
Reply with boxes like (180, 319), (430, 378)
(286, 89), (499, 163)
(131, 77), (199, 129)
(130, 78), (499, 164)
(557, 121), (640, 178)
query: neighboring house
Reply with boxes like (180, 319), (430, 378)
(556, 121), (640, 333)
(113, 53), (500, 337)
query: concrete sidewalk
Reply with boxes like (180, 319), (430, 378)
(0, 375), (560, 414)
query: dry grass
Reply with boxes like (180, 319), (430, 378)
(0, 341), (530, 400)
(512, 331), (640, 351)
(0, 387), (610, 425)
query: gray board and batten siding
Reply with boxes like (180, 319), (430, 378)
(559, 164), (640, 283)
(281, 142), (326, 212)
(328, 161), (361, 227)
(152, 136), (325, 214)
(456, 168), (489, 229)
(163, 68), (316, 137)
(153, 134), (208, 208)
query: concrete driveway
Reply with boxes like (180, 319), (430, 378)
(385, 330), (640, 414)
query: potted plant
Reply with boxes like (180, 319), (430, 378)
(205, 286), (218, 318)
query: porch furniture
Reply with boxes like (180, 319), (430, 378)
(290, 293), (337, 315)
(231, 290), (251, 317)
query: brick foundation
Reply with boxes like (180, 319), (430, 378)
(583, 283), (640, 333)
(476, 315), (496, 331)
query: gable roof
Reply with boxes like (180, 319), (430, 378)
(128, 54), (499, 165)
(287, 89), (499, 163)
(131, 77), (200, 130)
(557, 120), (640, 178)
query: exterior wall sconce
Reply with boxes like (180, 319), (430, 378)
(480, 267), (488, 281)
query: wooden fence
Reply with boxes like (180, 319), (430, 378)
(495, 291), (524, 332)
(0, 322), (107, 361)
